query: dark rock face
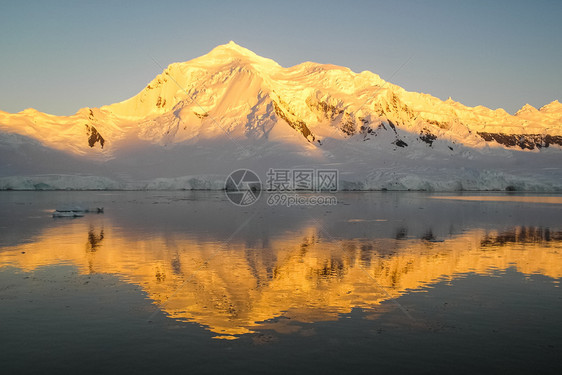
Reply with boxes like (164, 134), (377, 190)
(387, 120), (397, 133)
(156, 96), (167, 108)
(478, 132), (562, 150)
(393, 139), (408, 148)
(306, 97), (359, 136)
(194, 111), (209, 119)
(272, 100), (315, 142)
(419, 128), (437, 146)
(85, 125), (105, 148)
(305, 97), (344, 121)
(268, 92), (562, 152)
(426, 119), (450, 130)
(340, 113), (356, 136)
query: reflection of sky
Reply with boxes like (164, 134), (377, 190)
(0, 1), (560, 115)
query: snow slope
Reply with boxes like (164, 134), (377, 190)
(0, 41), (561, 191)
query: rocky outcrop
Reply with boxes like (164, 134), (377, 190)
(85, 125), (105, 149)
(272, 98), (316, 143)
(419, 128), (438, 146)
(477, 132), (562, 150)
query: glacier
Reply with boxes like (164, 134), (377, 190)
(1, 171), (559, 192)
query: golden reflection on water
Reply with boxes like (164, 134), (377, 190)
(1, 221), (561, 339)
(431, 196), (562, 204)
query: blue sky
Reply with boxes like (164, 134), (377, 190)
(1, 0), (560, 115)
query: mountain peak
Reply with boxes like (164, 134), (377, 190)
(515, 103), (538, 116)
(212, 41), (256, 57)
(207, 41), (272, 63)
(540, 99), (562, 112)
(198, 41), (281, 72)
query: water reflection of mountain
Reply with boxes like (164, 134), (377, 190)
(1, 220), (561, 339)
(480, 226), (562, 247)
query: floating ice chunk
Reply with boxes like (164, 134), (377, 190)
(52, 206), (104, 218)
(52, 211), (85, 218)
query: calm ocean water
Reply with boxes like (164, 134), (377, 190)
(1, 191), (561, 374)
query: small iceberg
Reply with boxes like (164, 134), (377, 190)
(52, 206), (104, 218)
(52, 210), (85, 218)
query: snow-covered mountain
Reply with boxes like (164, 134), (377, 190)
(1, 41), (561, 191)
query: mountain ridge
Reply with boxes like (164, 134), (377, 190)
(0, 42), (561, 191)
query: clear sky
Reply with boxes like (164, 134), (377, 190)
(1, 0), (560, 116)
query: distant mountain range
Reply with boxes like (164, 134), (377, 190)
(1, 41), (561, 191)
